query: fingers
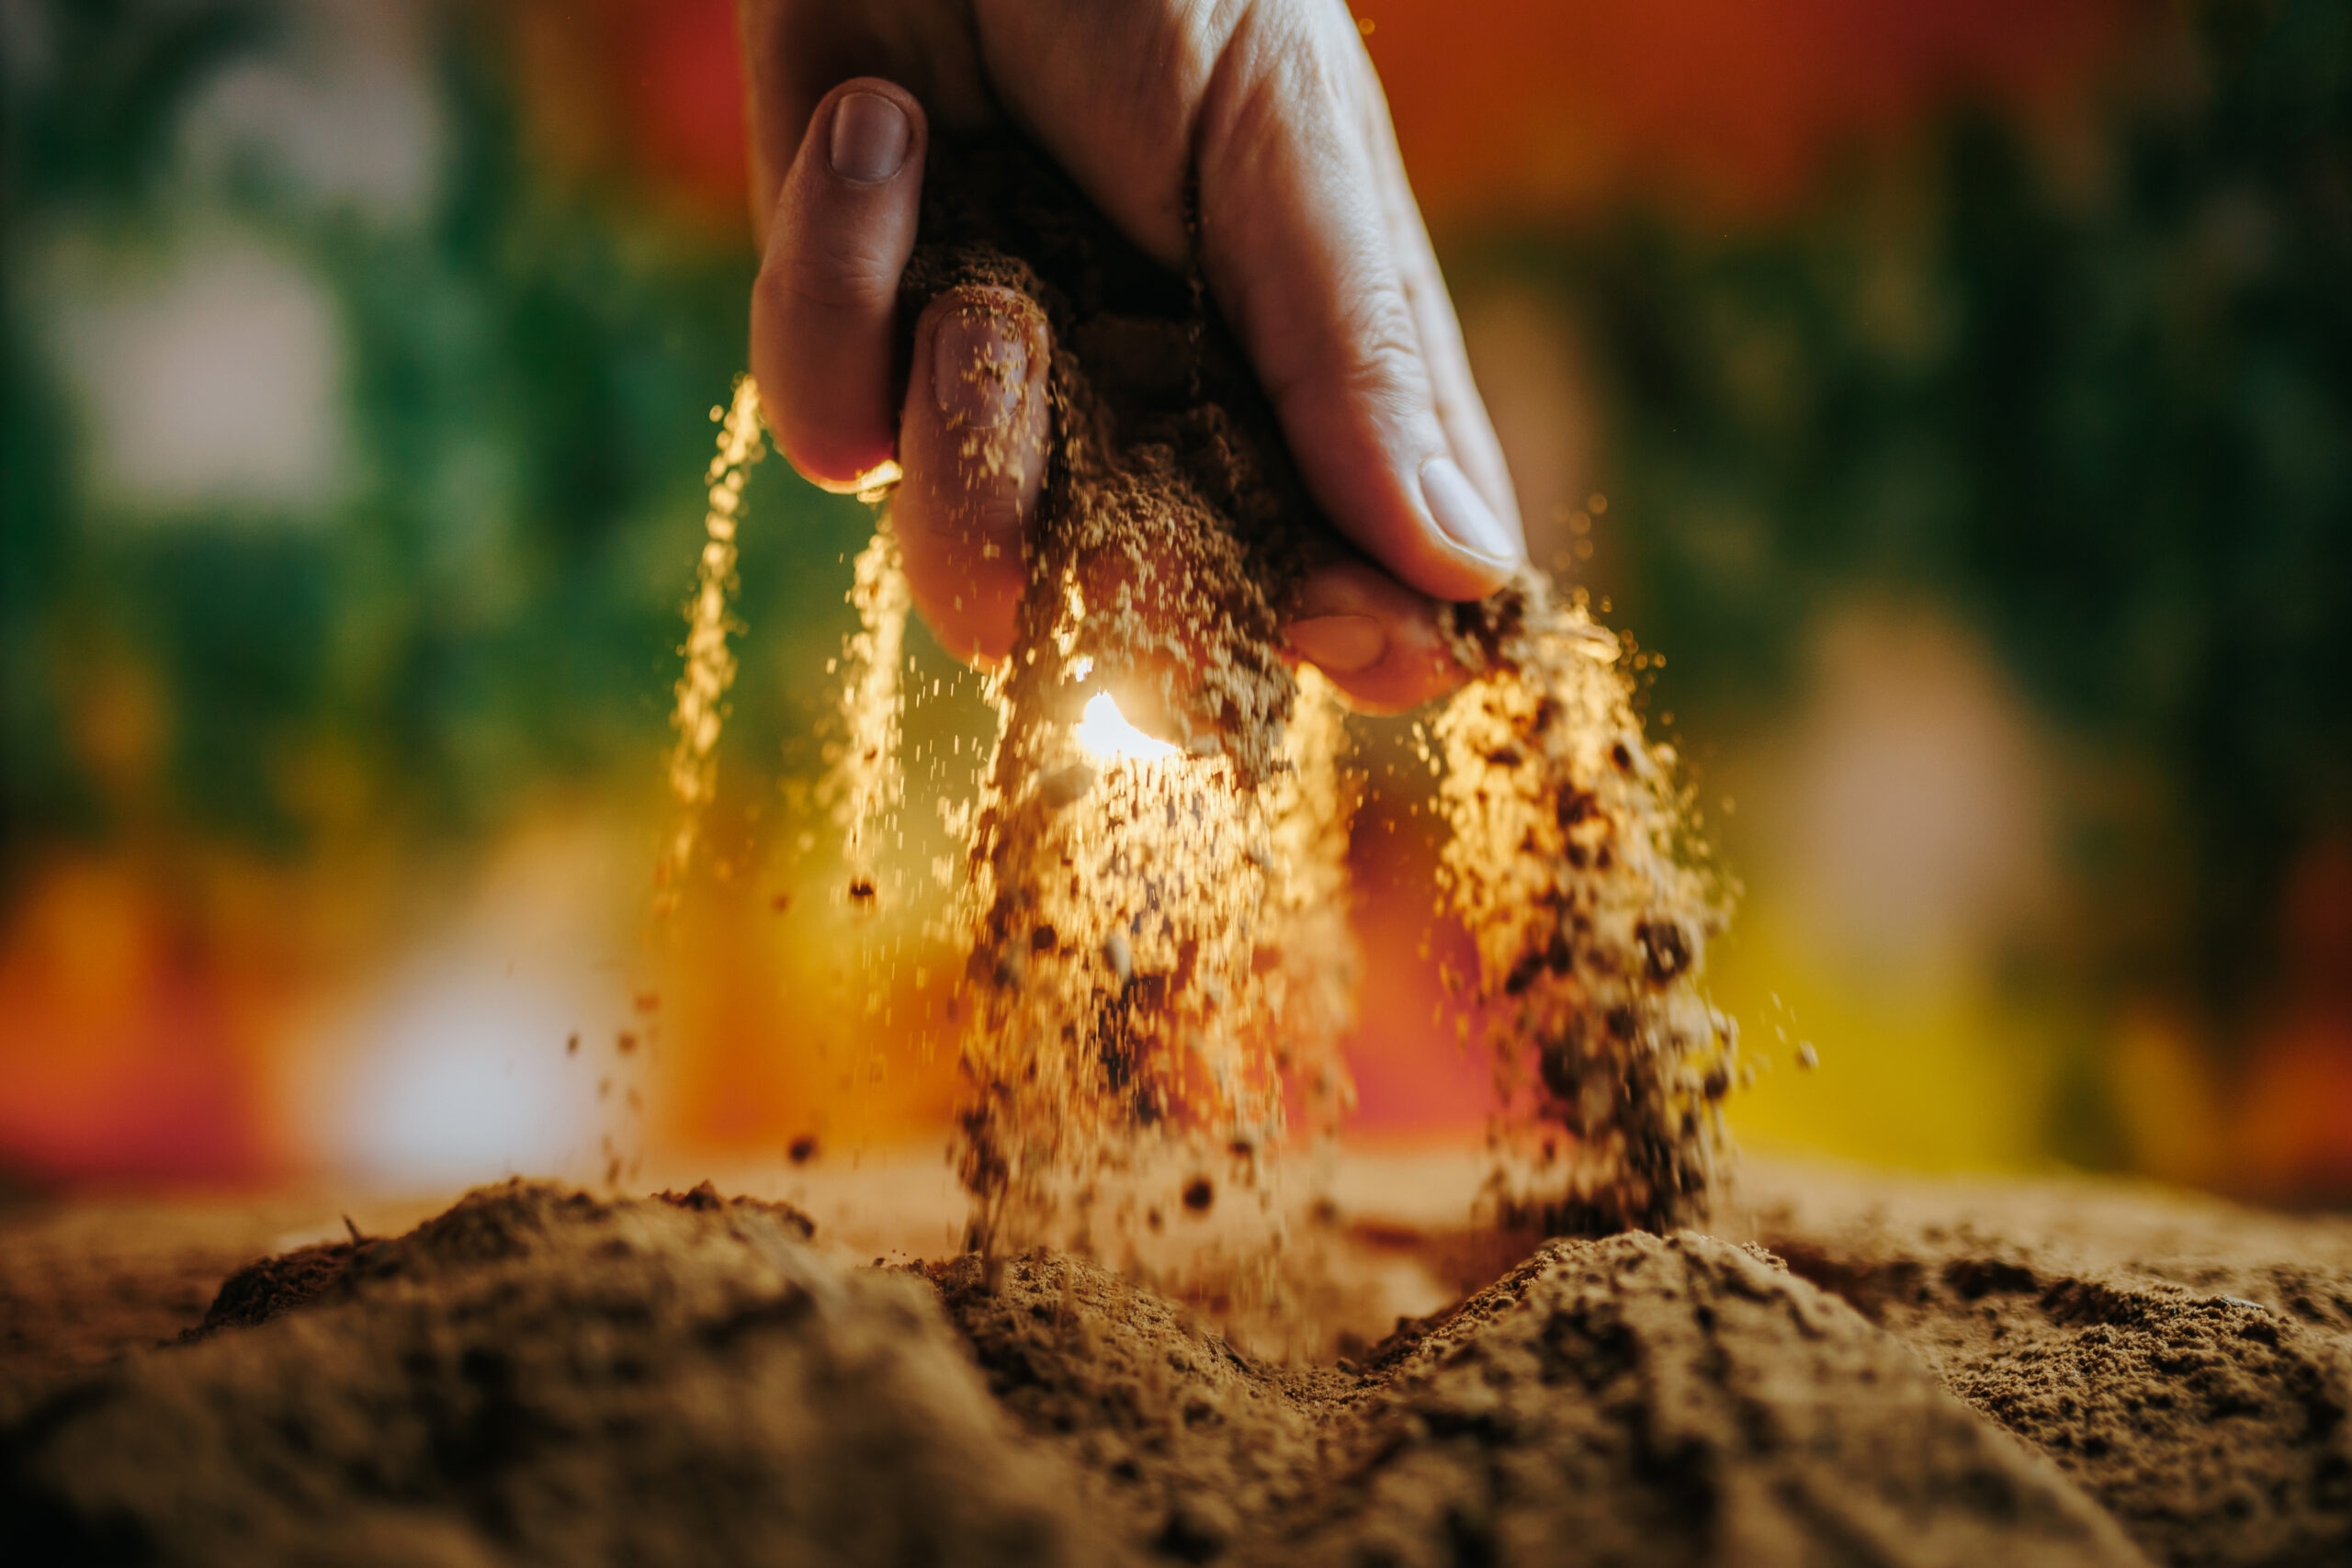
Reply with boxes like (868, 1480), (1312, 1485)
(740, 3), (1516, 709)
(1185, 2), (1525, 605)
(1284, 557), (1464, 714)
(742, 62), (1045, 664)
(750, 78), (927, 491)
(890, 286), (1051, 663)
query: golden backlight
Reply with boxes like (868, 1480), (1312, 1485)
(1071, 691), (1182, 763)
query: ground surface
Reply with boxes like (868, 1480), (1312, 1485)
(1, 1158), (2346, 1566)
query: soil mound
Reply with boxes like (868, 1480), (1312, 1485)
(932, 1250), (1352, 1561)
(3, 1180), (2179, 1567)
(1747, 1168), (2352, 1568)
(0, 1181), (1111, 1568)
(1270, 1231), (2147, 1568)
(1951, 1284), (2352, 1568)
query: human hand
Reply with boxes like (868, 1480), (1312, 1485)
(741, 0), (1523, 711)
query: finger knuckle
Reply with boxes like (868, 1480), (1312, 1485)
(1338, 290), (1427, 400)
(1264, 281), (1427, 430)
(1195, 0), (1360, 163)
(758, 235), (899, 316)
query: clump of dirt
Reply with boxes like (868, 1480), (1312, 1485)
(185, 1237), (358, 1336)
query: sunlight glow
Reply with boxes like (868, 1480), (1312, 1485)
(1072, 690), (1181, 762)
(850, 457), (902, 502)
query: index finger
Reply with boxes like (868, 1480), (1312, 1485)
(737, 0), (993, 244)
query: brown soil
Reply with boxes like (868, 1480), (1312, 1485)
(6, 1168), (2346, 1566)
(1737, 1163), (2352, 1568)
(0, 1188), (421, 1428)
(3, 1182), (1111, 1568)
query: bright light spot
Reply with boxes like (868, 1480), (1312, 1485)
(301, 817), (632, 1190)
(851, 457), (902, 502)
(1073, 691), (1181, 762)
(334, 957), (603, 1189)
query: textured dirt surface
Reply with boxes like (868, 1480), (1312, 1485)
(932, 1250), (1352, 1562)
(1266, 1229), (2144, 1568)
(1738, 1164), (2352, 1568)
(2, 1182), (1108, 1568)
(4, 1166), (2347, 1566)
(0, 1189), (436, 1427)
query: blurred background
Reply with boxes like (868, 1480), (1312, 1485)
(3, 0), (2346, 1205)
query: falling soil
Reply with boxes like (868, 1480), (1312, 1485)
(819, 133), (1736, 1264)
(9, 1170), (2348, 1566)
(656, 377), (766, 907)
(893, 134), (1358, 1261)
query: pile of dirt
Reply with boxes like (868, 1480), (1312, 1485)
(931, 1250), (1351, 1561)
(26, 1175), (2345, 1567)
(1951, 1286), (2352, 1567)
(1272, 1230), (2143, 1568)
(0, 1196), (311, 1428)
(1, 1182), (1111, 1568)
(1743, 1167), (2352, 1568)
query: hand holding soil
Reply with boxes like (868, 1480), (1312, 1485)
(740, 0), (1525, 710)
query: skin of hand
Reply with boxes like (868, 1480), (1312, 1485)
(740, 0), (1525, 712)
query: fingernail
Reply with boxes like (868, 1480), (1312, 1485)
(830, 92), (910, 185)
(1419, 456), (1521, 570)
(933, 308), (1028, 429)
(1286, 615), (1386, 675)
